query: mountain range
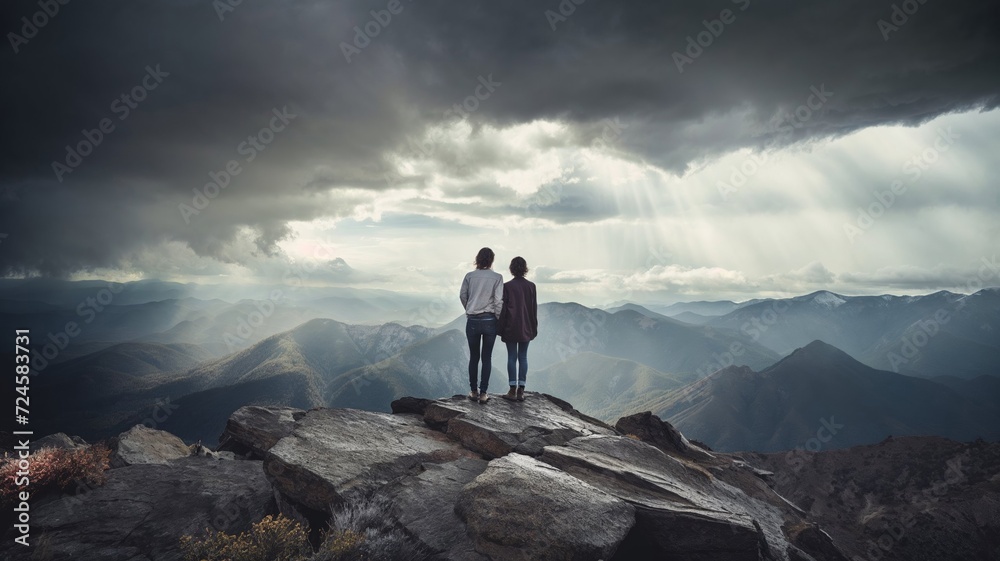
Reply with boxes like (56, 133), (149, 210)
(654, 340), (1000, 452)
(9, 280), (1000, 454)
(616, 289), (1000, 380)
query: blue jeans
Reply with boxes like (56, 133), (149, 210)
(466, 314), (497, 393)
(506, 341), (529, 386)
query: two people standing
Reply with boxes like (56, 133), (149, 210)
(459, 247), (538, 404)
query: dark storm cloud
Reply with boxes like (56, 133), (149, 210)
(1, 0), (998, 276)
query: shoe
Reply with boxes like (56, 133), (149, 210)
(501, 387), (518, 401)
(478, 392), (490, 404)
(468, 391), (479, 401)
(516, 387), (525, 401)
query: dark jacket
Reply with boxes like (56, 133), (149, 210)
(498, 277), (538, 343)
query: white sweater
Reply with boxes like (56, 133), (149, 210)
(460, 269), (504, 318)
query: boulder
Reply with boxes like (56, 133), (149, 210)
(0, 457), (274, 561)
(541, 435), (773, 561)
(217, 405), (303, 459)
(784, 523), (850, 561)
(456, 453), (635, 561)
(108, 425), (191, 468)
(391, 396), (436, 416)
(264, 408), (476, 512)
(31, 432), (87, 452)
(615, 411), (714, 461)
(423, 393), (617, 458)
(383, 457), (490, 560)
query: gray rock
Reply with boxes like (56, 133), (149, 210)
(217, 405), (303, 459)
(540, 435), (773, 560)
(383, 457), (490, 561)
(108, 425), (191, 468)
(391, 396), (436, 416)
(423, 393), (617, 458)
(615, 410), (714, 461)
(264, 407), (476, 512)
(0, 457), (274, 561)
(31, 433), (87, 452)
(456, 453), (635, 561)
(784, 523), (849, 561)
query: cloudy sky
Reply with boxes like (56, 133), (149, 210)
(2, 0), (999, 305)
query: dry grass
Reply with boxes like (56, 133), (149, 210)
(0, 445), (111, 508)
(180, 514), (311, 561)
(180, 495), (431, 561)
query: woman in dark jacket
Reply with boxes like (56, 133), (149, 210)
(497, 256), (538, 401)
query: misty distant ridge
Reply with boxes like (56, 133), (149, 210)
(609, 288), (998, 316)
(609, 288), (1000, 379)
(657, 339), (1000, 451)
(3, 279), (998, 453)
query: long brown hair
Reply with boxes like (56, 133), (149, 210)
(475, 248), (495, 270)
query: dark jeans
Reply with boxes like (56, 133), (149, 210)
(506, 341), (529, 386)
(466, 314), (497, 393)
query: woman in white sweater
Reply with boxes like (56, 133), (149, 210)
(459, 247), (504, 404)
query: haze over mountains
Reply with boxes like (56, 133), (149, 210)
(6, 279), (999, 452)
(656, 340), (1000, 452)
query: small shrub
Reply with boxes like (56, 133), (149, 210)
(331, 494), (391, 536)
(0, 445), (111, 508)
(317, 494), (430, 561)
(180, 514), (311, 561)
(180, 497), (431, 561)
(317, 529), (366, 561)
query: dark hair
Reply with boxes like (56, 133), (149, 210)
(509, 256), (528, 277)
(475, 248), (495, 270)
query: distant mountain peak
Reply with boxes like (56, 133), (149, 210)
(795, 339), (854, 360)
(796, 290), (847, 308)
(761, 340), (862, 375)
